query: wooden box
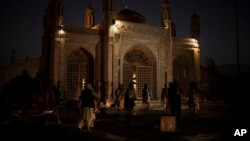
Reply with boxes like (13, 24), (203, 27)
(160, 115), (176, 132)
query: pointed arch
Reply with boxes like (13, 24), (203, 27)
(173, 54), (194, 96)
(122, 44), (157, 99)
(66, 48), (94, 99)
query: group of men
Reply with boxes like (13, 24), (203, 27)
(161, 81), (201, 118)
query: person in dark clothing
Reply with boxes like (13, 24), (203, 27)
(114, 84), (125, 111)
(78, 83), (100, 132)
(174, 81), (182, 125)
(124, 82), (136, 116)
(0, 70), (35, 118)
(168, 81), (182, 125)
(98, 83), (106, 114)
(168, 82), (176, 115)
(161, 83), (168, 112)
(51, 84), (61, 124)
(187, 81), (201, 117)
(142, 83), (151, 109)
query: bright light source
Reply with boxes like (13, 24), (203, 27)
(133, 73), (136, 79)
(59, 29), (65, 36)
(58, 24), (65, 36)
(82, 79), (85, 89)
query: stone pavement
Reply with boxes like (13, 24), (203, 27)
(1, 101), (249, 141)
(90, 102), (249, 141)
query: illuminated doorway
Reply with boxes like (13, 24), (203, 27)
(123, 49), (154, 99)
(66, 50), (93, 99)
(173, 55), (192, 96)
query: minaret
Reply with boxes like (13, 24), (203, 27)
(190, 8), (200, 39)
(190, 8), (201, 83)
(161, 0), (171, 28)
(161, 0), (173, 84)
(84, 0), (95, 29)
(102, 0), (116, 107)
(161, 0), (176, 37)
(42, 0), (64, 87)
(43, 0), (64, 35)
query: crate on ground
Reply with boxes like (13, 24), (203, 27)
(160, 115), (176, 132)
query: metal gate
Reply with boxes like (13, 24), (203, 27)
(137, 66), (152, 98)
(67, 56), (88, 99)
(123, 65), (152, 99)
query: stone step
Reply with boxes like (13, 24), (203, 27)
(58, 97), (189, 119)
(134, 97), (188, 107)
(134, 99), (161, 107)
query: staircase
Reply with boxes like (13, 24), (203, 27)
(135, 96), (189, 109)
(134, 99), (162, 109)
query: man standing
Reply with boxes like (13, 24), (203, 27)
(142, 83), (151, 110)
(114, 84), (125, 111)
(78, 83), (100, 132)
(124, 83), (137, 116)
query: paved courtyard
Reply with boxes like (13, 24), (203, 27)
(1, 100), (249, 141)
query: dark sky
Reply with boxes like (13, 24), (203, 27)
(0, 0), (249, 67)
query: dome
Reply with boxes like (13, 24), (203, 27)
(114, 8), (146, 24)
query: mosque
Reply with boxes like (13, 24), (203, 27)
(2, 0), (201, 106)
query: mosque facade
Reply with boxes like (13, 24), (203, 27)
(41, 0), (201, 106)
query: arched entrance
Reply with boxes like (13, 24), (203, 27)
(173, 55), (192, 96)
(66, 49), (94, 99)
(123, 48), (155, 99)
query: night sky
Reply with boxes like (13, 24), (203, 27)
(0, 0), (249, 67)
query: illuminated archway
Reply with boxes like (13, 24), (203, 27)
(123, 46), (156, 99)
(173, 55), (193, 96)
(66, 49), (94, 99)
